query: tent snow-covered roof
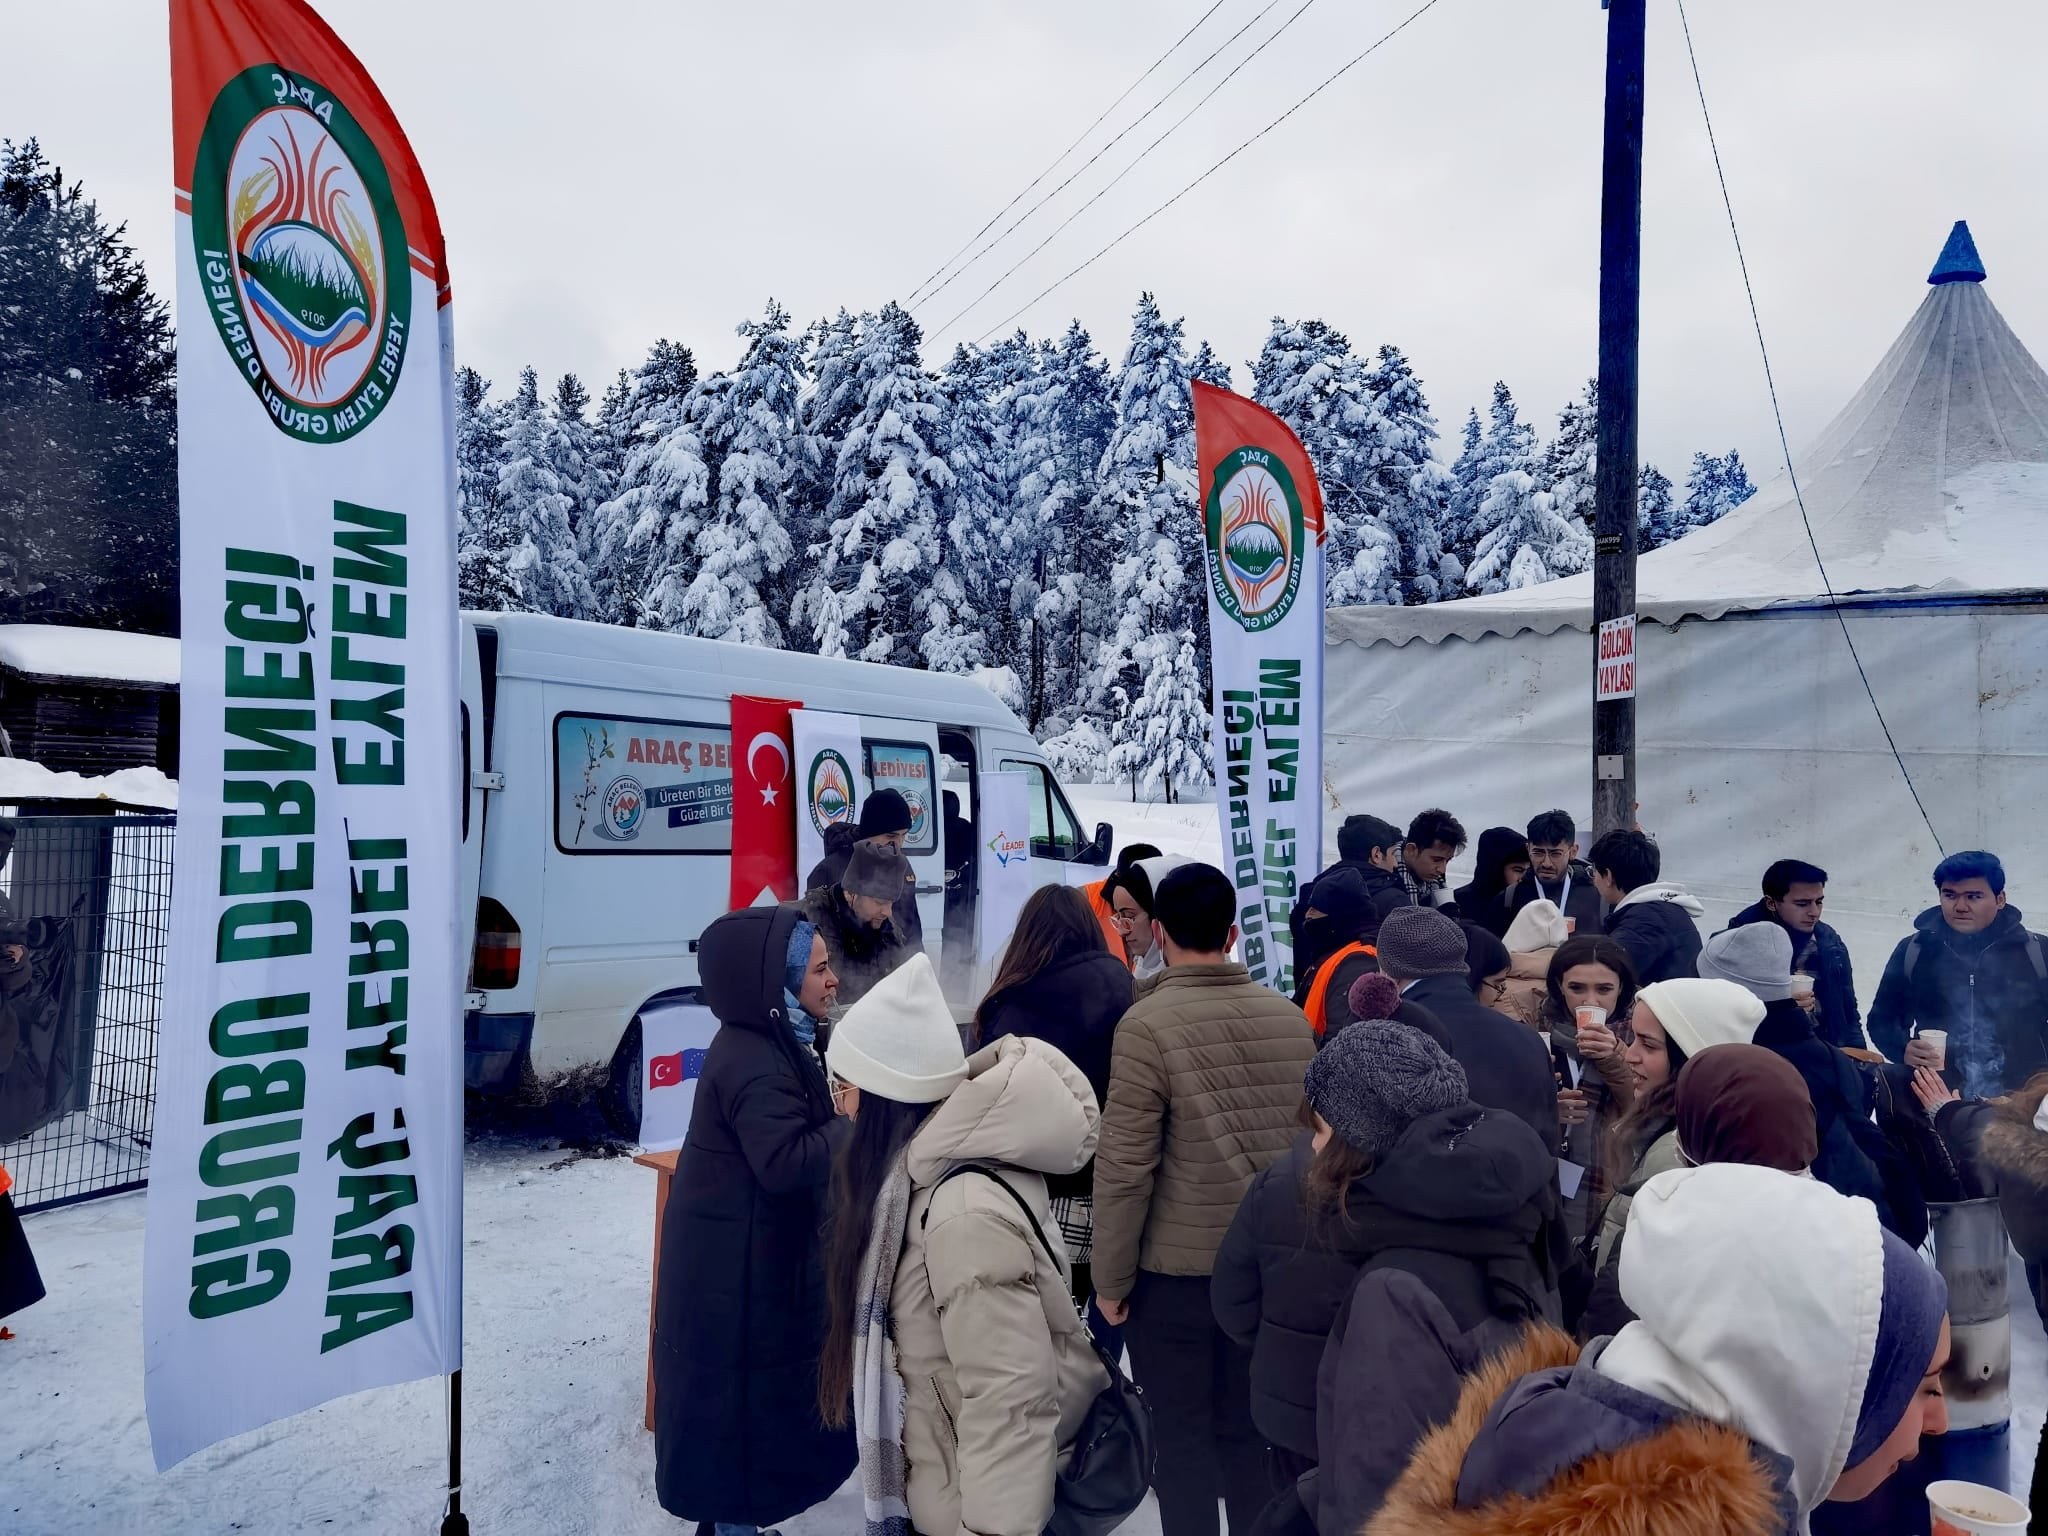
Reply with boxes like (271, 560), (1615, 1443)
(0, 624), (181, 686)
(1329, 223), (2048, 648)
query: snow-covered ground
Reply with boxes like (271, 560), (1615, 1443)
(1070, 784), (1222, 868)
(4, 1135), (1170, 1536)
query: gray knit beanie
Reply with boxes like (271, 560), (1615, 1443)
(1698, 922), (1798, 1003)
(1373, 906), (1470, 980)
(1303, 1021), (1469, 1160)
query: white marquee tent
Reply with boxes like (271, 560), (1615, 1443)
(1323, 224), (2048, 1001)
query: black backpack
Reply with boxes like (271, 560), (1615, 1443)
(930, 1163), (1157, 1536)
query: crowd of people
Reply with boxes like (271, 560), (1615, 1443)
(648, 803), (2048, 1536)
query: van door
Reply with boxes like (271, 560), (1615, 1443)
(858, 719), (946, 962)
(992, 753), (1095, 890)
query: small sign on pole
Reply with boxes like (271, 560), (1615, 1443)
(1596, 614), (1637, 701)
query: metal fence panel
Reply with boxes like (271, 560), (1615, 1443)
(0, 812), (173, 1212)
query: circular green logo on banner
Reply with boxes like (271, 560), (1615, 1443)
(190, 67), (411, 444)
(808, 750), (857, 834)
(1205, 448), (1307, 633)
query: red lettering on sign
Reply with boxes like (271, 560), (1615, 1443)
(627, 738), (642, 763)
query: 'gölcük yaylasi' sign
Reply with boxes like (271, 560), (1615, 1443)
(144, 0), (462, 1471)
(1194, 381), (1327, 996)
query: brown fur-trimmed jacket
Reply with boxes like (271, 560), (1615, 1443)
(1364, 1325), (1794, 1536)
(1937, 1074), (2048, 1321)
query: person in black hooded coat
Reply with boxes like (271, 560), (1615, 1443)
(1453, 827), (1529, 940)
(1211, 1022), (1559, 1470)
(654, 904), (856, 1530)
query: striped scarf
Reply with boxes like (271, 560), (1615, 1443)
(851, 1152), (914, 1536)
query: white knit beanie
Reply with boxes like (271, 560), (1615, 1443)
(1503, 899), (1569, 953)
(1637, 977), (1766, 1061)
(825, 953), (968, 1104)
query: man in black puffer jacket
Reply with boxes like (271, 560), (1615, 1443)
(654, 904), (855, 1532)
(1727, 858), (1863, 1050)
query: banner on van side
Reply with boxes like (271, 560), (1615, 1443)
(791, 710), (869, 889)
(145, 0), (462, 1470)
(977, 769), (1035, 965)
(1194, 381), (1327, 997)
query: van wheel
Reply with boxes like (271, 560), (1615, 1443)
(601, 1018), (642, 1141)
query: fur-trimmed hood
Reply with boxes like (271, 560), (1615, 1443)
(1365, 1325), (1790, 1536)
(1980, 1077), (2048, 1186)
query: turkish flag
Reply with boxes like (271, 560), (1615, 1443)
(731, 695), (800, 909)
(649, 1050), (684, 1089)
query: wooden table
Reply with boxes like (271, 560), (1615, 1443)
(633, 1149), (680, 1433)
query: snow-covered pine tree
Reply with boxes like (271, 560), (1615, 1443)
(787, 309), (867, 651)
(1677, 449), (1758, 536)
(1464, 469), (1592, 593)
(496, 366), (597, 619)
(1637, 462), (1677, 549)
(671, 301), (807, 647)
(1442, 407), (1485, 586)
(1361, 344), (1453, 604)
(0, 138), (178, 630)
(931, 341), (1008, 674)
(1096, 293), (1211, 801)
(1251, 317), (1399, 607)
(801, 302), (955, 666)
(1010, 322), (1116, 734)
(584, 340), (708, 626)
(1541, 378), (1599, 539)
(1454, 383), (1539, 573)
(453, 366), (521, 610)
(548, 372), (604, 541)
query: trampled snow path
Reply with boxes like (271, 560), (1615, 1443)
(5, 1139), (1168, 1536)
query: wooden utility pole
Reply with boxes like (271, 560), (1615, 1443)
(1591, 0), (1645, 838)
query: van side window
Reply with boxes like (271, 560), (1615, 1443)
(1003, 760), (1082, 859)
(554, 712), (734, 855)
(863, 740), (937, 855)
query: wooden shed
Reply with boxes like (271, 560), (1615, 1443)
(0, 625), (181, 776)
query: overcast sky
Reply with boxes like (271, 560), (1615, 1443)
(13, 0), (2048, 477)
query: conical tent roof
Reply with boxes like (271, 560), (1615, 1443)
(1330, 226), (2048, 646)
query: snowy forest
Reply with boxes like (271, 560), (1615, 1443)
(0, 137), (1756, 795)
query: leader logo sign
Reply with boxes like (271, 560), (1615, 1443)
(1205, 448), (1306, 633)
(191, 67), (411, 443)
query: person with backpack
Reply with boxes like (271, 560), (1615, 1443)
(1870, 849), (2048, 1098)
(1726, 859), (1863, 1050)
(820, 954), (1113, 1536)
(1293, 868), (1383, 1041)
(1210, 1022), (1560, 1486)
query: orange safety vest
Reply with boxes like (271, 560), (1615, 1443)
(0, 1162), (11, 1198)
(1084, 880), (1126, 959)
(1303, 942), (1376, 1037)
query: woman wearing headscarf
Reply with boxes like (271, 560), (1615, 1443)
(1701, 923), (1927, 1244)
(1211, 1022), (1560, 1483)
(1591, 978), (1765, 1270)
(1359, 1162), (1951, 1535)
(1577, 1044), (1817, 1339)
(1453, 827), (1529, 937)
(654, 906), (855, 1536)
(821, 955), (1109, 1536)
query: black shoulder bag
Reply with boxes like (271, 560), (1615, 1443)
(931, 1162), (1157, 1536)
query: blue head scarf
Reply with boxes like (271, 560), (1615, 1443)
(783, 918), (820, 1045)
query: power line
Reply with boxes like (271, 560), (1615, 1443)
(914, 0), (1294, 316)
(930, 0), (1328, 344)
(906, 0), (1233, 307)
(964, 0), (1448, 346)
(1673, 0), (1944, 854)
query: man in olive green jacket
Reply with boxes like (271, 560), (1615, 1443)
(1091, 862), (1315, 1536)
